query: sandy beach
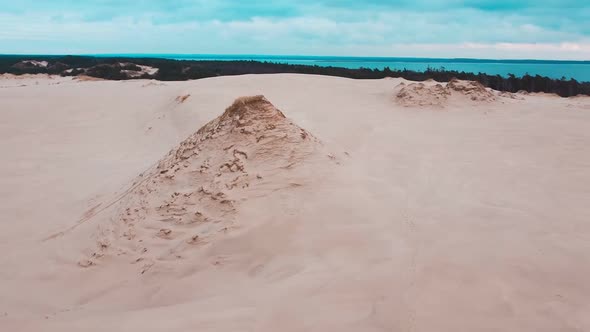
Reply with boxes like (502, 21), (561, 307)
(1, 73), (589, 331)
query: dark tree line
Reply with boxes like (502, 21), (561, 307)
(1, 55), (589, 97)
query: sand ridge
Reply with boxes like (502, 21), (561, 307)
(394, 82), (451, 107)
(446, 78), (496, 102)
(394, 78), (498, 107)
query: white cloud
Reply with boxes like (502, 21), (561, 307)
(1, 8), (589, 59)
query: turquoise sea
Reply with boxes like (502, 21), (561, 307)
(96, 54), (590, 82)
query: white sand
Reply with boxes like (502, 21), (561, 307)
(1, 74), (589, 331)
(119, 63), (160, 77)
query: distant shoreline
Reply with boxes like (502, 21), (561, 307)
(1, 55), (589, 96)
(5, 54), (590, 64)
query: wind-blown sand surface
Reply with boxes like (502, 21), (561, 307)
(1, 74), (589, 331)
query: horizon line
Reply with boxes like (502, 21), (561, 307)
(2, 53), (590, 63)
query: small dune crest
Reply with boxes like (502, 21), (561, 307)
(80, 96), (333, 272)
(446, 78), (496, 102)
(394, 82), (450, 107)
(394, 78), (497, 107)
(199, 95), (287, 130)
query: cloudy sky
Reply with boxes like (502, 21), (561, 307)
(1, 0), (589, 59)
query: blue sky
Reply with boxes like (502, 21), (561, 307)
(1, 0), (589, 59)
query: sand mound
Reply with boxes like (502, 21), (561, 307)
(82, 96), (327, 272)
(394, 82), (450, 107)
(446, 78), (496, 102)
(394, 79), (497, 107)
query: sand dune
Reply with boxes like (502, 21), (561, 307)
(394, 78), (496, 107)
(394, 82), (451, 107)
(1, 74), (590, 331)
(77, 95), (335, 274)
(446, 78), (496, 102)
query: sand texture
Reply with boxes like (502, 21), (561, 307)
(1, 74), (590, 331)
